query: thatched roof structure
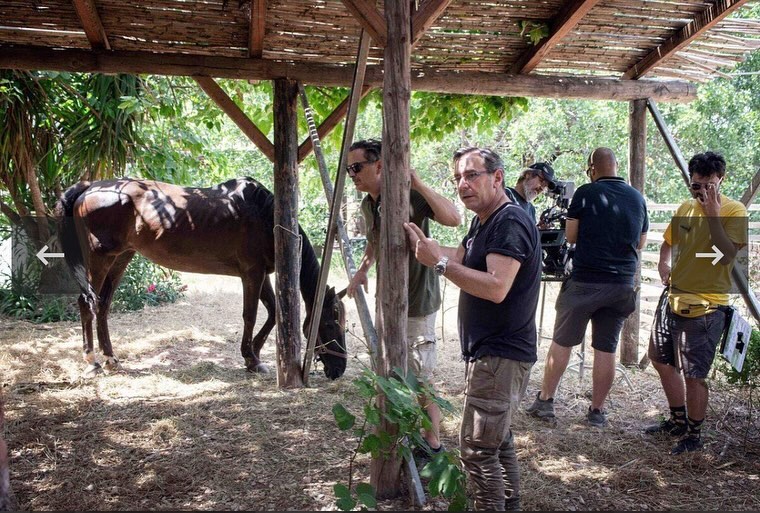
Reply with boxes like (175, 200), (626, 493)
(1, 0), (758, 100)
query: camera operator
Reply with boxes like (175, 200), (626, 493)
(526, 147), (649, 427)
(505, 162), (556, 223)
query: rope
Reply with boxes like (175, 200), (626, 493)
(274, 223), (302, 255)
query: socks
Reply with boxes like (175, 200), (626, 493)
(687, 416), (704, 439)
(670, 405), (687, 428)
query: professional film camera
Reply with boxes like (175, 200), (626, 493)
(538, 180), (575, 280)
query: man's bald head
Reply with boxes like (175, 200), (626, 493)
(588, 147), (618, 178)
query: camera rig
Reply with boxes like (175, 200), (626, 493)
(539, 180), (575, 280)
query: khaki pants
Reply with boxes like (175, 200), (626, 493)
(460, 356), (532, 511)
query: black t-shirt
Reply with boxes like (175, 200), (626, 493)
(567, 177), (649, 285)
(458, 203), (541, 363)
(505, 186), (536, 222)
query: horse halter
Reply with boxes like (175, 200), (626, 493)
(314, 338), (348, 360)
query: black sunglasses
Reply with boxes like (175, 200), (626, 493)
(347, 160), (375, 176)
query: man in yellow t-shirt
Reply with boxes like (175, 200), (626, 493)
(647, 151), (747, 454)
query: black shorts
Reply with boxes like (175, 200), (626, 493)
(553, 278), (637, 353)
(648, 299), (726, 379)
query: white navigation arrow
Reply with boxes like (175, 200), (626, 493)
(35, 245), (65, 266)
(695, 244), (724, 266)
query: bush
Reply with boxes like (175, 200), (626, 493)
(112, 255), (186, 312)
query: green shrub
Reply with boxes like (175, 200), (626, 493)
(112, 255), (186, 312)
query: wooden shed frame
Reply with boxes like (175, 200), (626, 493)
(2, 0), (759, 498)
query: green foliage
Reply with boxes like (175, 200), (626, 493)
(112, 254), (186, 312)
(420, 450), (468, 512)
(332, 367), (465, 511)
(519, 21), (550, 45)
(410, 93), (528, 142)
(716, 328), (760, 388)
(0, 288), (77, 323)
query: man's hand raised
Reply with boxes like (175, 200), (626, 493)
(404, 222), (440, 268)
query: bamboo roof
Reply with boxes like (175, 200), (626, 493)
(0, 0), (758, 88)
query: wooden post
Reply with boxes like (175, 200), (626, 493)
(621, 98), (646, 366)
(370, 0), (409, 499)
(273, 78), (303, 389)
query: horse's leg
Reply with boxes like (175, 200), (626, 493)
(241, 272), (268, 373)
(251, 276), (276, 371)
(80, 253), (116, 378)
(96, 251), (135, 374)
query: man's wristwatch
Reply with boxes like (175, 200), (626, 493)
(434, 256), (449, 276)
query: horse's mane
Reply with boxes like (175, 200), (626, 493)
(233, 178), (323, 308)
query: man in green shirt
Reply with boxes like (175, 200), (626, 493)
(346, 139), (461, 455)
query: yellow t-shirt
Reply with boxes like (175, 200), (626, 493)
(663, 195), (747, 313)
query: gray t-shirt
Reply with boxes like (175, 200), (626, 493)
(361, 190), (441, 317)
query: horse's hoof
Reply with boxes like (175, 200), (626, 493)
(83, 363), (103, 378)
(103, 358), (121, 374)
(246, 363), (270, 374)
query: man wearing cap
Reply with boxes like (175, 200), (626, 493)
(526, 147), (648, 428)
(504, 162), (556, 223)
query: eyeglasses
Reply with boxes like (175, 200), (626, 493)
(449, 170), (494, 186)
(689, 182), (718, 191)
(347, 160), (374, 176)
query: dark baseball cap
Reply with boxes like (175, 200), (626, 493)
(529, 162), (556, 186)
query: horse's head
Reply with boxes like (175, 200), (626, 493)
(314, 286), (347, 380)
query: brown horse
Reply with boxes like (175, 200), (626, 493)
(55, 177), (347, 379)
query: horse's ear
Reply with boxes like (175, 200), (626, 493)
(336, 287), (347, 299)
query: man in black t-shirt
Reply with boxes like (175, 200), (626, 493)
(504, 162), (556, 223)
(405, 147), (541, 511)
(526, 148), (648, 428)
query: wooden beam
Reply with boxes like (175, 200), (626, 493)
(646, 99), (690, 187)
(411, 0), (453, 47)
(622, 0), (751, 80)
(193, 76), (275, 162)
(621, 99), (646, 367)
(510, 0), (602, 74)
(0, 46), (699, 102)
(297, 85), (372, 163)
(371, 0), (409, 500)
(740, 167), (760, 206)
(71, 0), (110, 50)
(340, 0), (387, 46)
(273, 77), (303, 389)
(249, 0), (266, 58)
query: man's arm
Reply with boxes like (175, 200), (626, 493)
(700, 186), (742, 264)
(638, 232), (648, 250)
(404, 223), (520, 304)
(564, 218), (578, 244)
(658, 240), (672, 285)
(411, 170), (461, 227)
(347, 241), (375, 298)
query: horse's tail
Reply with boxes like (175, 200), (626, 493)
(54, 182), (93, 296)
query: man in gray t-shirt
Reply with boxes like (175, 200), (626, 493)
(346, 139), (461, 455)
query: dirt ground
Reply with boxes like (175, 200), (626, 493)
(1, 271), (759, 511)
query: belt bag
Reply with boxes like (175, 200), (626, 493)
(668, 295), (717, 318)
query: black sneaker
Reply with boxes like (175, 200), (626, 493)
(525, 392), (555, 420)
(671, 435), (703, 455)
(644, 418), (688, 437)
(586, 406), (608, 427)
